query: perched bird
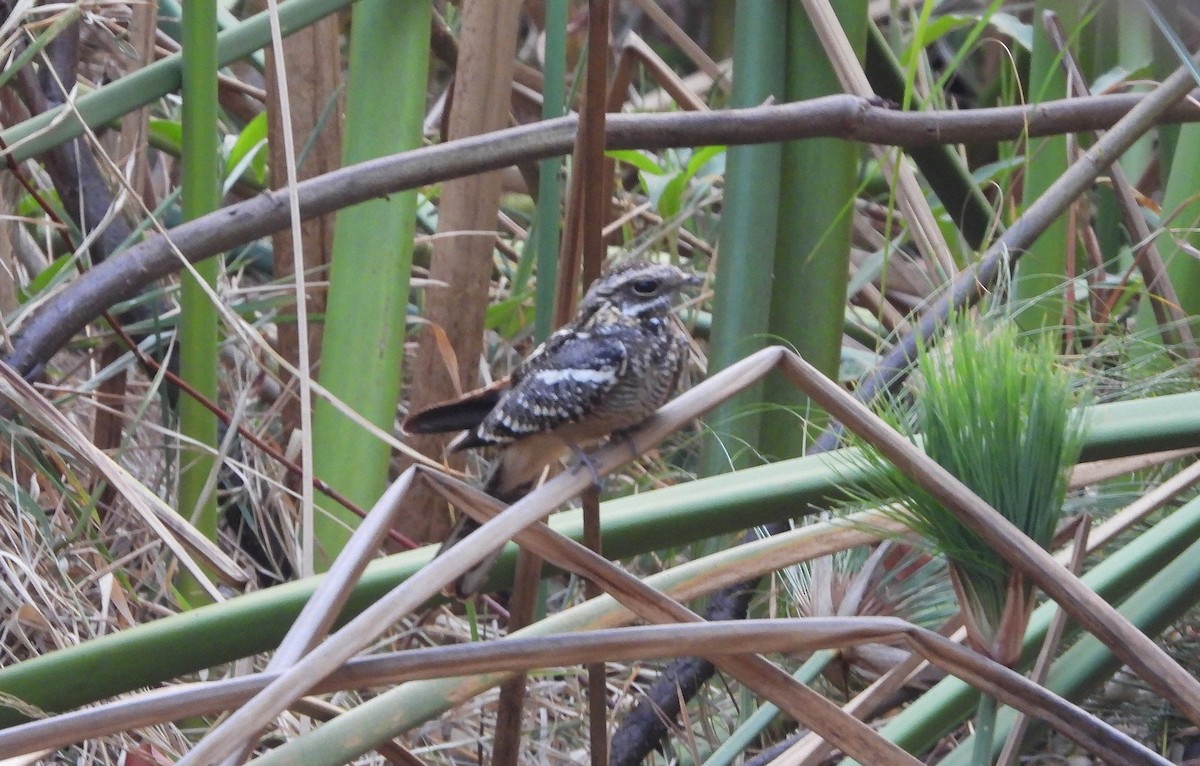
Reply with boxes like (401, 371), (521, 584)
(404, 259), (702, 596)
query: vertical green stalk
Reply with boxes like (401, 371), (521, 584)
(759, 0), (865, 461)
(1155, 125), (1200, 321)
(1091, 3), (1154, 266)
(156, 0), (263, 69)
(1148, 3), (1200, 323)
(1014, 1), (1083, 333)
(310, 0), (430, 569)
(533, 0), (567, 343)
(698, 0), (786, 476)
(971, 692), (997, 766)
(177, 0), (221, 603)
(1112, 2), (1154, 180)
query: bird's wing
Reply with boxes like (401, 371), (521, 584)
(466, 330), (630, 447)
(507, 309), (593, 387)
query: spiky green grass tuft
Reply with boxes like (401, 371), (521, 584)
(854, 317), (1088, 664)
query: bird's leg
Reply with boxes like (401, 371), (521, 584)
(612, 428), (643, 462)
(565, 441), (605, 494)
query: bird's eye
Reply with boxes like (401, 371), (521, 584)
(631, 278), (660, 295)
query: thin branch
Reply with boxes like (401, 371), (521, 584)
(819, 56), (1200, 445)
(580, 4), (613, 764)
(997, 515), (1091, 766)
(8, 92), (1200, 378)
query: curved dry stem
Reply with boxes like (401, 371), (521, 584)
(9, 92), (1200, 379)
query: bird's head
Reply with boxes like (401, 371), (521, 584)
(581, 259), (703, 319)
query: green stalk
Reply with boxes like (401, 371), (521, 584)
(699, 0), (786, 475)
(309, 0), (430, 568)
(532, 0), (567, 343)
(1, 0), (360, 161)
(1145, 2), (1200, 327)
(971, 693), (997, 766)
(1090, 3), (1154, 266)
(156, 0), (263, 69)
(1014, 1), (1084, 334)
(0, 7), (82, 92)
(1152, 123), (1200, 321)
(760, 0), (865, 460)
(2, 392), (1200, 724)
(176, 0), (221, 605)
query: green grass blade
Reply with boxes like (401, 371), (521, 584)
(176, 0), (222, 605)
(1014, 1), (1085, 334)
(863, 20), (997, 251)
(701, 650), (837, 766)
(0, 6), (82, 92)
(309, 0), (430, 568)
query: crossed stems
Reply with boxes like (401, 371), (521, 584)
(32, 346), (1188, 766)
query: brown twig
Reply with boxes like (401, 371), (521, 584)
(9, 92), (1200, 378)
(997, 514), (1091, 766)
(579, 4), (612, 762)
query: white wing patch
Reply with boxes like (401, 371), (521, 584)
(532, 368), (618, 386)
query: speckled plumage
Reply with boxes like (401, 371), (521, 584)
(455, 260), (698, 477)
(434, 259), (700, 596)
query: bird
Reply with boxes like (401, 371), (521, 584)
(404, 258), (702, 596)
